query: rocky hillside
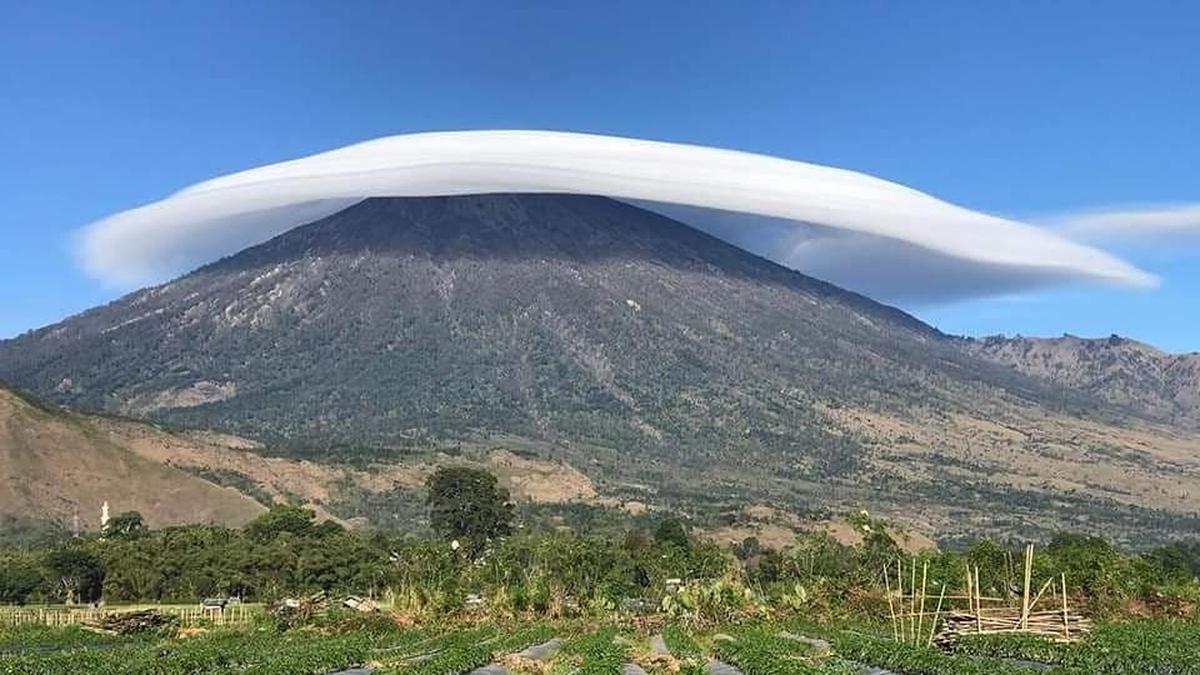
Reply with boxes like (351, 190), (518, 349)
(2, 194), (1198, 544)
(966, 334), (1200, 428)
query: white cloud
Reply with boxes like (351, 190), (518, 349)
(76, 130), (1155, 302)
(1051, 204), (1200, 243)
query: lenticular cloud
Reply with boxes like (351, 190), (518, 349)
(77, 130), (1155, 303)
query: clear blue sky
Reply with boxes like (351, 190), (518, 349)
(2, 1), (1197, 350)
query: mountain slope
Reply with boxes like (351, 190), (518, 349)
(2, 194), (1198, 543)
(966, 334), (1200, 428)
(0, 383), (264, 528)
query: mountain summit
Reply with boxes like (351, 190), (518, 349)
(2, 194), (1198, 543)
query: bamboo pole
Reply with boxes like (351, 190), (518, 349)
(916, 561), (929, 643)
(1029, 577), (1055, 612)
(974, 566), (983, 634)
(885, 565), (898, 641)
(1061, 572), (1070, 640)
(1021, 545), (1034, 630)
(910, 557), (918, 643)
(965, 562), (976, 619)
(928, 582), (947, 647)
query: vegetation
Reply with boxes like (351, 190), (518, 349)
(1, 466), (1199, 672)
(425, 466), (514, 555)
(5, 615), (1199, 675)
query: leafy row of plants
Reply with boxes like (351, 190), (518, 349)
(661, 622), (707, 675)
(829, 630), (1029, 675)
(387, 623), (555, 674)
(711, 627), (854, 675)
(951, 631), (1067, 664)
(1052, 620), (1200, 675)
(0, 627), (385, 675)
(559, 626), (629, 674)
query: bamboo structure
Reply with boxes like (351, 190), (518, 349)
(884, 546), (1089, 650)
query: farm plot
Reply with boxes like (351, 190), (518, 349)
(4, 618), (1200, 674)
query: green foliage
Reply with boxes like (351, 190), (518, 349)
(1046, 533), (1122, 592)
(425, 466), (513, 553)
(830, 631), (1029, 675)
(560, 627), (629, 674)
(43, 547), (105, 604)
(953, 632), (1068, 664)
(0, 625), (417, 675)
(102, 511), (145, 539)
(243, 504), (319, 542)
(0, 516), (71, 548)
(662, 622), (705, 662)
(655, 516), (691, 550)
(1145, 541), (1200, 582)
(713, 627), (853, 674)
(1052, 620), (1200, 675)
(385, 624), (554, 675)
(0, 551), (44, 604)
(662, 575), (760, 627)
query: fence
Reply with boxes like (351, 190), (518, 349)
(0, 603), (259, 628)
(885, 544), (1090, 648)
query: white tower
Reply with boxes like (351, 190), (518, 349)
(100, 501), (110, 530)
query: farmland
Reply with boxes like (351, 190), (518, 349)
(3, 469), (1200, 673)
(2, 616), (1199, 674)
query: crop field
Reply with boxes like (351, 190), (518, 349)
(2, 616), (1198, 674)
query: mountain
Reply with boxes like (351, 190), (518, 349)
(2, 194), (1199, 544)
(965, 334), (1200, 428)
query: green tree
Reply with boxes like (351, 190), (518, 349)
(425, 466), (513, 553)
(654, 516), (691, 550)
(44, 548), (105, 604)
(103, 510), (146, 539)
(0, 553), (45, 604)
(244, 504), (317, 542)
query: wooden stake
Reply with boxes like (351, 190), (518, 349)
(885, 564), (898, 641)
(1021, 545), (1034, 630)
(910, 558), (918, 643)
(1061, 572), (1070, 640)
(917, 561), (929, 644)
(1029, 577), (1054, 612)
(928, 582), (947, 647)
(974, 566), (983, 633)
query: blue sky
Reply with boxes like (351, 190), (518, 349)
(2, 1), (1197, 350)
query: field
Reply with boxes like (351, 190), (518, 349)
(4, 479), (1200, 673)
(2, 615), (1198, 674)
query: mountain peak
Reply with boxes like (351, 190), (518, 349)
(3, 194), (1199, 543)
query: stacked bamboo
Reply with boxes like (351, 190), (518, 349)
(933, 608), (1092, 648)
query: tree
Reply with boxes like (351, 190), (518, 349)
(654, 516), (690, 550)
(425, 466), (513, 553)
(44, 548), (105, 604)
(103, 511), (145, 539)
(0, 553), (45, 604)
(735, 536), (762, 560)
(244, 505), (317, 542)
